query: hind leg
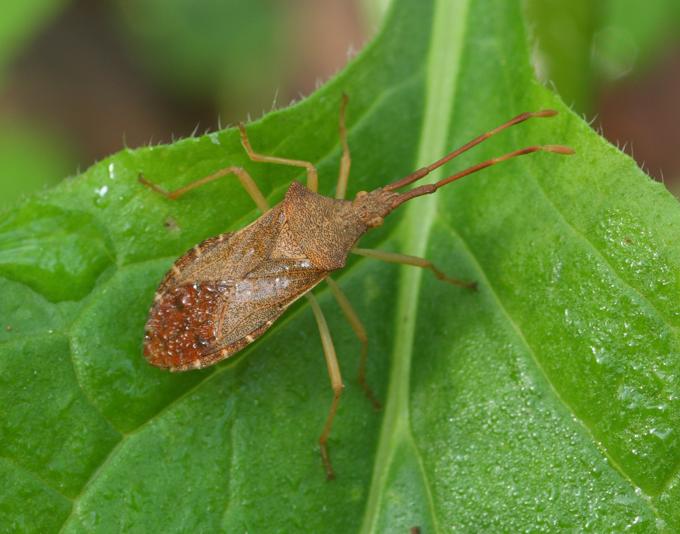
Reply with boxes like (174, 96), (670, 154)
(139, 166), (269, 212)
(306, 294), (343, 480)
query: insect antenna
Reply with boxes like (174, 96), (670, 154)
(383, 110), (574, 206)
(394, 143), (573, 205)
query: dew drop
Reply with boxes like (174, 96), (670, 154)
(648, 427), (672, 440)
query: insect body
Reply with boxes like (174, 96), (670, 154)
(140, 96), (573, 478)
(143, 183), (397, 371)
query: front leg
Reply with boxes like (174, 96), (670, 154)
(351, 247), (477, 289)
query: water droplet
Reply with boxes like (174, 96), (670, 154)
(648, 427), (672, 440)
(626, 515), (643, 529)
(95, 185), (108, 197)
(551, 258), (563, 282)
(108, 162), (116, 179)
(590, 345), (607, 364)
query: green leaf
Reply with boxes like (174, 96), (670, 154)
(1, 0), (679, 531)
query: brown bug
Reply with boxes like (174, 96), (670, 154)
(139, 96), (573, 479)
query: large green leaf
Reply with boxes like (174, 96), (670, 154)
(1, 0), (679, 531)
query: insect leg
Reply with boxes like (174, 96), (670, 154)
(325, 277), (380, 410)
(335, 94), (351, 200)
(306, 293), (343, 480)
(351, 247), (477, 289)
(239, 123), (319, 193)
(138, 166), (269, 212)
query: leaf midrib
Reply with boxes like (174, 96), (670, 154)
(361, 0), (472, 531)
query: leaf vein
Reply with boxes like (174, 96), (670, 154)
(57, 439), (127, 533)
(407, 424), (443, 533)
(527, 166), (678, 336)
(0, 455), (72, 503)
(659, 456), (680, 494)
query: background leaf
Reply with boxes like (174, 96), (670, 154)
(525, 0), (597, 113)
(0, 0), (69, 83)
(0, 0), (75, 206)
(525, 0), (680, 115)
(0, 122), (74, 208)
(1, 0), (679, 532)
(115, 0), (286, 106)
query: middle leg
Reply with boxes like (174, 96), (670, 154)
(325, 277), (381, 410)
